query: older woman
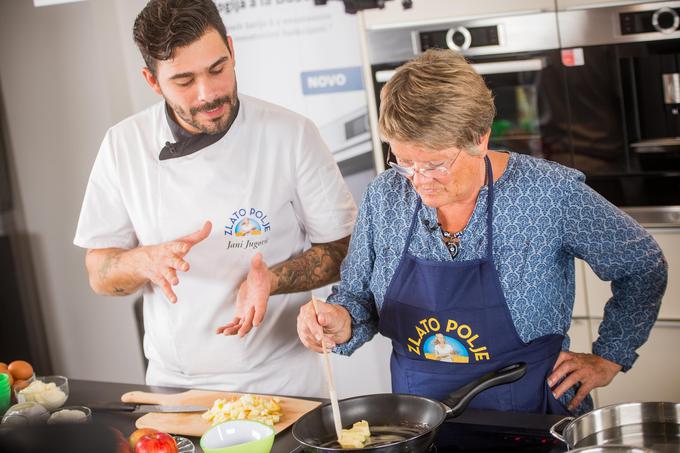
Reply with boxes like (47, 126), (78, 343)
(297, 49), (667, 415)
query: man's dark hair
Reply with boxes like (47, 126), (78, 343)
(133, 0), (229, 75)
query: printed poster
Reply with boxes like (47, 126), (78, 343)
(216, 0), (373, 165)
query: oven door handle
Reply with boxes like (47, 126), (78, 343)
(471, 58), (546, 75)
(375, 58), (545, 83)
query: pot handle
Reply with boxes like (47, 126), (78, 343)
(549, 416), (574, 443)
(442, 362), (527, 418)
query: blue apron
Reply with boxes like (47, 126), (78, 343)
(378, 156), (570, 415)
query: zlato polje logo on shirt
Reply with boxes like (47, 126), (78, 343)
(224, 208), (270, 250)
(407, 317), (490, 363)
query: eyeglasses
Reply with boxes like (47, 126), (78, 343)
(387, 146), (463, 179)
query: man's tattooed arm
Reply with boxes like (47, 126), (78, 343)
(84, 221), (212, 302)
(270, 235), (350, 295)
(86, 248), (146, 297)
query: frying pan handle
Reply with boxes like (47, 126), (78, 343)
(549, 416), (574, 443)
(442, 362), (527, 418)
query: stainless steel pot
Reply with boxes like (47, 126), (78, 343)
(550, 401), (680, 452)
(566, 446), (654, 453)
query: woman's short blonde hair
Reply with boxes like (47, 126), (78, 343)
(378, 48), (495, 154)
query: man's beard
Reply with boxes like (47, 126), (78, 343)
(168, 84), (239, 135)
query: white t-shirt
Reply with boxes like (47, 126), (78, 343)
(74, 95), (357, 397)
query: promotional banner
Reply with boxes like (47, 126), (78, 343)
(216, 0), (373, 168)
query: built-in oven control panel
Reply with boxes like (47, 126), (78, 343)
(419, 25), (499, 52)
(620, 6), (680, 35)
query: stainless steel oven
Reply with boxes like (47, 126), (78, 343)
(319, 106), (373, 175)
(558, 1), (680, 223)
(366, 12), (570, 172)
(365, 5), (680, 225)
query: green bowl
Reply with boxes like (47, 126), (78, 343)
(200, 420), (275, 453)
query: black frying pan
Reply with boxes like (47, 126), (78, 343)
(293, 362), (527, 453)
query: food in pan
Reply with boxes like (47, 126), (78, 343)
(202, 393), (282, 426)
(338, 420), (371, 449)
(319, 424), (427, 449)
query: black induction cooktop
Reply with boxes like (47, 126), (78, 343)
(434, 409), (568, 452)
(290, 409), (569, 452)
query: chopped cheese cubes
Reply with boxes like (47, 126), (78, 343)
(339, 420), (371, 449)
(201, 394), (282, 426)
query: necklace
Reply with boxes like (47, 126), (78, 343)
(439, 224), (463, 258)
(436, 158), (486, 259)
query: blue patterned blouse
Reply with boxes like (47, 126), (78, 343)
(330, 152), (667, 375)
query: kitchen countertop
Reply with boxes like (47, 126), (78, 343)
(66, 378), (312, 453)
(5, 378), (568, 452)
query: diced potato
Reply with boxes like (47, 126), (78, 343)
(352, 420), (370, 438)
(338, 420), (371, 449)
(201, 394), (283, 426)
(339, 431), (366, 449)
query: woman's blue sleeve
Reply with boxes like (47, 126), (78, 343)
(562, 176), (667, 371)
(329, 184), (381, 356)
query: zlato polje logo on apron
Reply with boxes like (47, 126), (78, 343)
(223, 207), (271, 250)
(407, 317), (490, 363)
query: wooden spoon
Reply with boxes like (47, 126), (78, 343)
(312, 297), (343, 441)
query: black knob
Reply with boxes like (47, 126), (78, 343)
(452, 31), (466, 47)
(652, 7), (679, 33)
(446, 26), (471, 51)
(658, 11), (675, 29)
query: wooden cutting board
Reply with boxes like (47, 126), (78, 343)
(121, 390), (321, 437)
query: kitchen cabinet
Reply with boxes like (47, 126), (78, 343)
(584, 229), (680, 321)
(555, 0), (652, 11)
(592, 320), (680, 405)
(567, 319), (594, 356)
(361, 0), (555, 30)
(573, 259), (589, 318)
(569, 261), (599, 406)
(572, 228), (680, 406)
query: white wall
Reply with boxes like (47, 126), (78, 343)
(0, 0), (392, 396)
(0, 0), (150, 383)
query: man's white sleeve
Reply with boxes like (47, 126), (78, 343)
(292, 119), (358, 243)
(73, 131), (138, 249)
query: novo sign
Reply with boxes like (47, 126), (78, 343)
(301, 67), (364, 95)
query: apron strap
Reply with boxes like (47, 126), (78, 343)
(402, 198), (423, 260)
(484, 155), (495, 259)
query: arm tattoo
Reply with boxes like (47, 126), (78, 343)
(98, 252), (121, 281)
(271, 236), (350, 295)
(98, 251), (135, 295)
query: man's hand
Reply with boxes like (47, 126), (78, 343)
(548, 351), (622, 411)
(133, 221), (212, 303)
(85, 221), (212, 302)
(215, 235), (350, 338)
(297, 299), (352, 353)
(216, 253), (273, 337)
